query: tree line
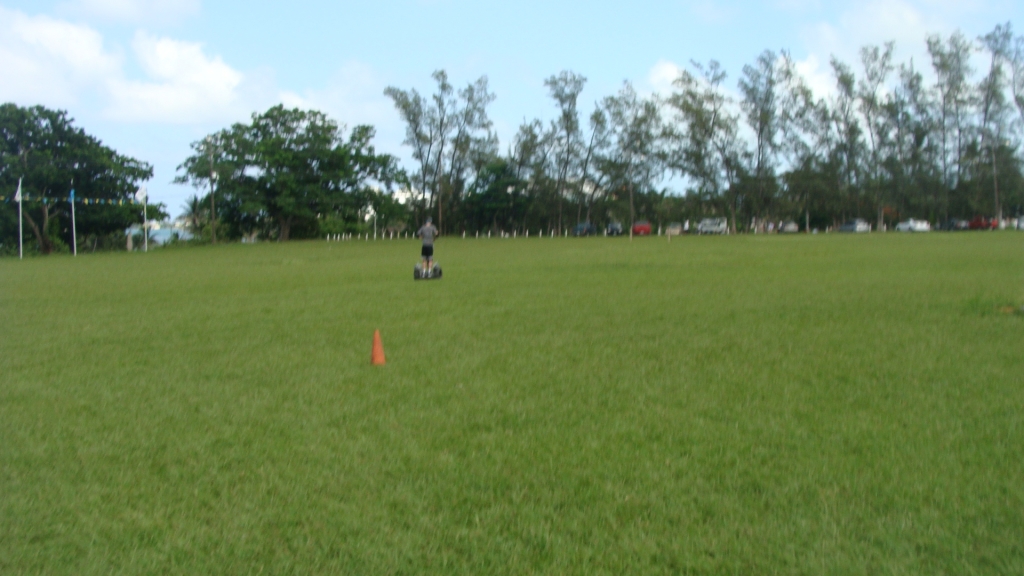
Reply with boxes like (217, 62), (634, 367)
(182, 23), (1024, 239)
(5, 23), (1024, 253)
(0, 104), (160, 254)
(381, 25), (1024, 237)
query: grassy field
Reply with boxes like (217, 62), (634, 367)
(2, 232), (1023, 574)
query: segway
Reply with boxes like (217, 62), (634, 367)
(414, 262), (442, 280)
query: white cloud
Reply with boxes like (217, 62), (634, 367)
(648, 59), (683, 95)
(689, 0), (736, 23)
(105, 31), (244, 123)
(1, 8), (250, 124)
(790, 0), (972, 99)
(772, 0), (822, 10)
(793, 53), (836, 99)
(277, 61), (402, 140)
(0, 7), (122, 106)
(811, 0), (933, 56)
(59, 0), (200, 25)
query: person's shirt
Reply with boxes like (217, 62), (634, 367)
(418, 224), (438, 246)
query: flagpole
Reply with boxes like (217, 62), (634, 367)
(17, 177), (23, 260)
(70, 185), (77, 257)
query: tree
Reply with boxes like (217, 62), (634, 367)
(978, 23), (1014, 221)
(883, 62), (942, 221)
(385, 71), (496, 233)
(857, 42), (896, 230)
(666, 61), (741, 230)
(739, 50), (787, 225)
(544, 71), (586, 232)
(0, 103), (153, 254)
(509, 118), (554, 232)
(928, 32), (975, 207)
(777, 53), (837, 230)
(602, 83), (665, 236)
(579, 107), (610, 224)
(829, 57), (865, 222)
(175, 105), (401, 241)
(180, 194), (207, 236)
(464, 159), (528, 233)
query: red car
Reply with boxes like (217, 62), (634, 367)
(631, 220), (652, 236)
(968, 216), (998, 230)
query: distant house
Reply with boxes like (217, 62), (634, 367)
(125, 221), (194, 247)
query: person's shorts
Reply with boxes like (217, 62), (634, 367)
(421, 245), (434, 258)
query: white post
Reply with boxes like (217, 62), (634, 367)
(70, 192), (77, 256)
(17, 177), (23, 260)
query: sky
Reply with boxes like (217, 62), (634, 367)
(2, 0), (1021, 217)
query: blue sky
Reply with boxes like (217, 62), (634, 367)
(2, 0), (1021, 216)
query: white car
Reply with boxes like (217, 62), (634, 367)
(895, 219), (931, 232)
(697, 217), (729, 234)
(838, 219), (871, 233)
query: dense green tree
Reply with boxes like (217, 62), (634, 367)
(1, 104), (154, 254)
(176, 105), (402, 241)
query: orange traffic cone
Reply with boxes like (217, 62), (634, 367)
(371, 330), (386, 366)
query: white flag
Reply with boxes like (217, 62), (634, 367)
(14, 178), (22, 202)
(135, 186), (148, 202)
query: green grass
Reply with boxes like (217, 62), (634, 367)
(2, 232), (1023, 574)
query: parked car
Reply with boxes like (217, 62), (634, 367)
(895, 219), (931, 232)
(780, 221), (799, 233)
(631, 220), (652, 236)
(606, 222), (623, 236)
(968, 216), (998, 230)
(838, 218), (870, 233)
(572, 222), (597, 236)
(697, 217), (729, 234)
(665, 222), (684, 236)
(1017, 217), (1024, 230)
(938, 219), (969, 231)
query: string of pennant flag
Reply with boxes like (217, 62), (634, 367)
(1, 195), (141, 205)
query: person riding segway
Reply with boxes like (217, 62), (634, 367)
(414, 217), (441, 280)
